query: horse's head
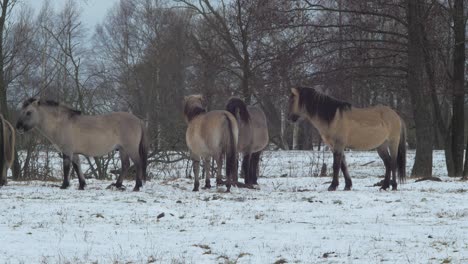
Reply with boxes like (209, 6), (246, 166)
(16, 98), (41, 133)
(183, 95), (206, 122)
(288, 87), (302, 122)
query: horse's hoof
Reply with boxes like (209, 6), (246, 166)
(60, 185), (69, 189)
(328, 185), (337, 191)
(192, 188), (199, 192)
(202, 185), (211, 189)
(392, 186), (398, 191)
(78, 186), (85, 190)
(132, 187), (140, 192)
(380, 186), (389, 191)
(344, 186), (352, 191)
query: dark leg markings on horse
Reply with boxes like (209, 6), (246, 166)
(377, 145), (392, 190)
(203, 158), (211, 189)
(328, 151), (343, 191)
(250, 151), (261, 185)
(71, 155), (86, 190)
(341, 154), (352, 190)
(61, 154), (71, 189)
(389, 142), (399, 191)
(242, 153), (251, 184)
(133, 160), (143, 192)
(215, 156), (223, 186)
(192, 159), (200, 192)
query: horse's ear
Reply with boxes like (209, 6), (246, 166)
(291, 88), (299, 97)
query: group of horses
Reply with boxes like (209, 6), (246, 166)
(0, 86), (407, 193)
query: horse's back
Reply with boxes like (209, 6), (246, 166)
(186, 110), (238, 158)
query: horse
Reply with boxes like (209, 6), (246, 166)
(184, 94), (238, 192)
(225, 97), (268, 185)
(0, 114), (15, 186)
(288, 87), (406, 191)
(16, 98), (147, 191)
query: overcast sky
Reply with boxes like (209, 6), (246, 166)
(25, 0), (120, 30)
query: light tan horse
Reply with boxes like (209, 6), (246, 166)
(288, 87), (406, 191)
(184, 95), (238, 192)
(16, 98), (147, 191)
(226, 97), (268, 185)
(0, 114), (15, 186)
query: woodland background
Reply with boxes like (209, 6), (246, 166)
(0, 0), (467, 181)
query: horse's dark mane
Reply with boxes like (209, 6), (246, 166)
(297, 87), (351, 124)
(184, 103), (206, 122)
(23, 98), (82, 116)
(225, 97), (250, 123)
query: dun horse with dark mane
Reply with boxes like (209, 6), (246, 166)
(184, 95), (238, 192)
(0, 114), (15, 186)
(225, 97), (268, 185)
(288, 87), (406, 191)
(16, 98), (147, 191)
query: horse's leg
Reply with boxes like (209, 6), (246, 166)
(134, 159), (143, 192)
(128, 152), (143, 192)
(192, 158), (200, 192)
(389, 140), (399, 191)
(61, 154), (72, 189)
(241, 153), (251, 184)
(0, 163), (7, 186)
(215, 155), (223, 186)
(328, 150), (343, 191)
(203, 157), (211, 189)
(115, 151), (130, 189)
(250, 151), (261, 185)
(341, 154), (352, 190)
(377, 144), (392, 190)
(71, 155), (86, 190)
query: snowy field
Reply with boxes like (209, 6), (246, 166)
(1, 150), (467, 264)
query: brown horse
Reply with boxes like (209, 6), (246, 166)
(184, 95), (238, 192)
(0, 114), (15, 186)
(226, 97), (268, 184)
(288, 87), (406, 191)
(16, 98), (147, 191)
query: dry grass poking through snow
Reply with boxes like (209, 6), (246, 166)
(0, 150), (467, 263)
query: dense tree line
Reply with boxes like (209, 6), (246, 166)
(0, 0), (466, 180)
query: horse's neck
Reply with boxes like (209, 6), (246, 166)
(307, 115), (329, 135)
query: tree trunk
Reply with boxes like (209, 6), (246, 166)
(0, 0), (20, 180)
(407, 0), (434, 177)
(292, 123), (299, 150)
(451, 0), (465, 177)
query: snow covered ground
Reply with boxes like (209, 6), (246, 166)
(1, 150), (467, 263)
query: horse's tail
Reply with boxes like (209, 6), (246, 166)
(224, 113), (238, 187)
(226, 97), (250, 123)
(139, 122), (148, 182)
(397, 119), (407, 183)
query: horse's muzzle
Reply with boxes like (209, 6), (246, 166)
(15, 121), (29, 134)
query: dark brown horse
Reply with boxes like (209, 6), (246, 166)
(0, 114), (15, 186)
(288, 87), (406, 191)
(226, 97), (268, 184)
(16, 98), (147, 191)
